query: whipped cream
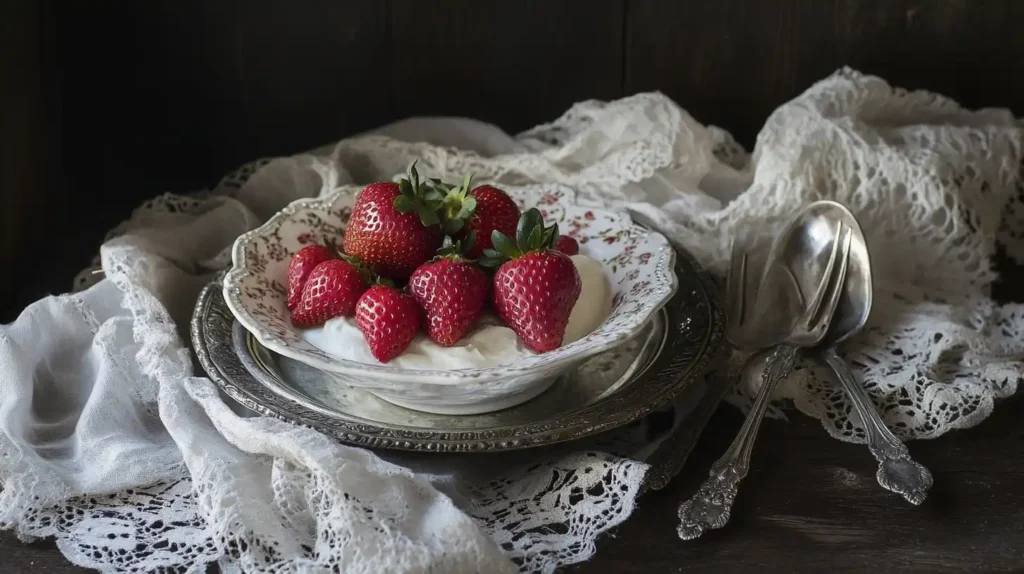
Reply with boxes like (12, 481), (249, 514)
(301, 254), (612, 370)
(564, 254), (612, 344)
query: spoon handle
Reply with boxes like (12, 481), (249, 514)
(677, 344), (797, 540)
(822, 347), (933, 505)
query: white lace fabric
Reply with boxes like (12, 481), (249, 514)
(2, 68), (1023, 572)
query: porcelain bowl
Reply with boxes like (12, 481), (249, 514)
(223, 182), (677, 415)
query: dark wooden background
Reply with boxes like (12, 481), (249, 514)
(4, 0), (1024, 320)
(3, 2), (1024, 572)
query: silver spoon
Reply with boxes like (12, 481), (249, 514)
(811, 203), (933, 505)
(677, 205), (852, 540)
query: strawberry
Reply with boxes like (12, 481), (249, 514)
(438, 175), (520, 259)
(286, 243), (334, 311)
(343, 163), (443, 279)
(355, 284), (422, 363)
(409, 235), (490, 346)
(481, 209), (582, 353)
(291, 258), (368, 328)
(554, 235), (579, 256)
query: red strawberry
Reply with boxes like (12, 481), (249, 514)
(355, 284), (422, 363)
(291, 259), (367, 328)
(343, 163), (443, 279)
(555, 235), (579, 256)
(438, 176), (520, 259)
(409, 236), (490, 346)
(482, 209), (582, 353)
(286, 244), (334, 311)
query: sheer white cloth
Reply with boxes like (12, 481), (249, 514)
(1, 68), (1022, 573)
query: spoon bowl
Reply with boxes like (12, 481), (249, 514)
(786, 201), (873, 345)
(752, 201), (868, 345)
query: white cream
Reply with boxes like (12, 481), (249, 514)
(302, 313), (534, 370)
(564, 254), (613, 345)
(301, 254), (613, 370)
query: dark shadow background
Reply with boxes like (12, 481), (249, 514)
(4, 0), (1023, 319)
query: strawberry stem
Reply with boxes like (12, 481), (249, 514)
(437, 172), (478, 235)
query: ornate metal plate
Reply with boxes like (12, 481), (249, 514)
(192, 250), (726, 453)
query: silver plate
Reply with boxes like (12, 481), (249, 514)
(192, 251), (726, 454)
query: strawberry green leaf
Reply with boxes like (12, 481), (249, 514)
(393, 194), (416, 213)
(491, 230), (519, 257)
(434, 231), (478, 261)
(410, 162), (420, 191)
(390, 163), (452, 229)
(545, 222), (560, 249)
(418, 207), (441, 227)
(443, 217), (464, 235)
(527, 225), (542, 251)
(516, 208), (542, 248)
(341, 253), (365, 268)
(399, 178), (415, 198)
(459, 196), (477, 219)
(477, 257), (502, 269)
(483, 258), (503, 268)
(478, 248), (507, 268)
(540, 227), (554, 249)
(436, 239), (458, 258)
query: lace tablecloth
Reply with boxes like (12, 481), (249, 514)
(2, 68), (1023, 573)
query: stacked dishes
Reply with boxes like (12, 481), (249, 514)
(195, 175), (726, 453)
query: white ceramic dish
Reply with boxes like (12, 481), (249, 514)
(223, 181), (677, 415)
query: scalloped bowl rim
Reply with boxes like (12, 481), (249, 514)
(223, 187), (678, 386)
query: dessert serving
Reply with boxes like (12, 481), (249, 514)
(288, 166), (600, 366)
(223, 164), (677, 414)
(301, 248), (611, 371)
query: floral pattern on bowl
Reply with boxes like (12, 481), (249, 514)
(223, 182), (676, 414)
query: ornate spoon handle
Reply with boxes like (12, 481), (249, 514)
(822, 347), (933, 505)
(677, 344), (797, 540)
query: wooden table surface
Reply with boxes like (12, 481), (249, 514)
(4, 390), (1022, 573)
